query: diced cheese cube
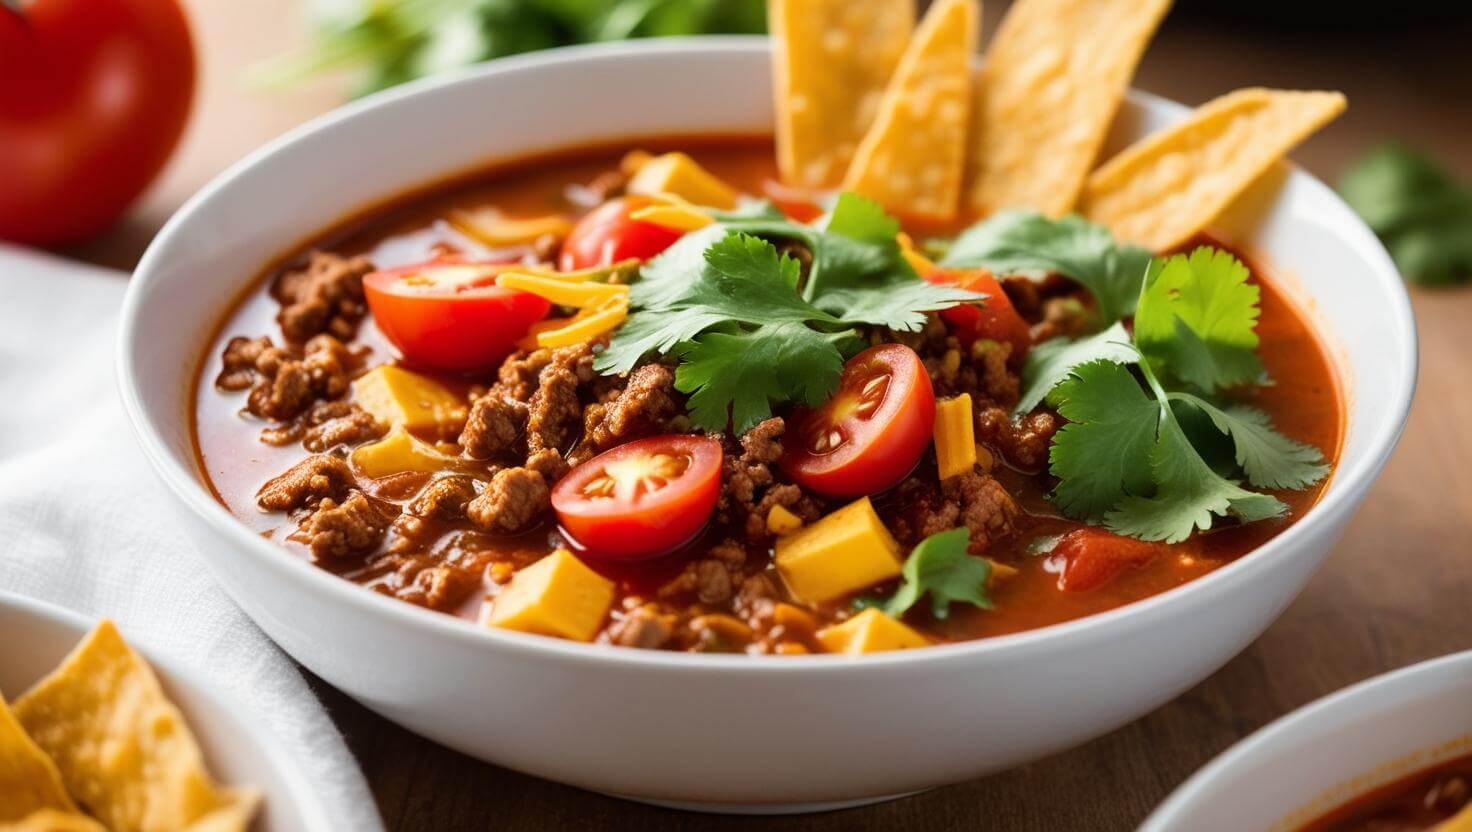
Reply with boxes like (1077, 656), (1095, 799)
(485, 549), (615, 642)
(766, 504), (804, 536)
(350, 427), (458, 478)
(934, 393), (976, 480)
(817, 609), (930, 654)
(351, 365), (464, 435)
(626, 152), (739, 209)
(774, 497), (903, 603)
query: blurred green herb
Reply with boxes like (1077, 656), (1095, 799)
(1340, 143), (1472, 286)
(256, 0), (767, 98)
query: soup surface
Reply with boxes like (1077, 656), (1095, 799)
(1301, 751), (1472, 831)
(193, 137), (1343, 654)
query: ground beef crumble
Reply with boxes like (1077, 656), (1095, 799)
(272, 251), (373, 342)
(219, 333), (359, 423)
(299, 491), (393, 559)
(256, 454), (353, 511)
(466, 467), (549, 534)
(976, 407), (1061, 473)
(460, 393), (527, 460)
(885, 471), (1021, 555)
(581, 363), (679, 454)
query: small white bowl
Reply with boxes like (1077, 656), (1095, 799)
(0, 591), (335, 830)
(1143, 651), (1472, 831)
(118, 38), (1416, 811)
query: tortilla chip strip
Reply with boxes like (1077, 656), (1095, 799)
(966, 0), (1170, 218)
(0, 809), (107, 832)
(770, 0), (915, 187)
(843, 0), (979, 221)
(1081, 87), (1347, 250)
(184, 790), (263, 832)
(12, 621), (253, 832)
(0, 697), (75, 821)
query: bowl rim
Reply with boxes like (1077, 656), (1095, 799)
(1140, 649), (1472, 830)
(118, 36), (1419, 672)
(0, 589), (337, 830)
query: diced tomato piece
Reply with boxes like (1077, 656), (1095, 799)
(780, 344), (936, 497)
(759, 178), (826, 223)
(558, 196), (684, 270)
(1049, 528), (1163, 592)
(363, 259), (551, 373)
(924, 267), (1032, 361)
(552, 435), (723, 560)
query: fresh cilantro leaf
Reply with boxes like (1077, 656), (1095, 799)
(716, 193), (978, 330)
(598, 233), (840, 375)
(1015, 321), (1137, 414)
(1135, 248), (1266, 394)
(938, 210), (1153, 323)
(1105, 404), (1286, 543)
(599, 195), (977, 430)
(1168, 393), (1330, 490)
(1048, 361), (1160, 523)
(821, 190), (901, 243)
(1340, 143), (1472, 285)
(879, 528), (993, 620)
(674, 322), (851, 434)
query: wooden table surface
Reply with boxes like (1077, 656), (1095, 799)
(73, 3), (1472, 829)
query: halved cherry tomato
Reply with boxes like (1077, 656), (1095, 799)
(780, 344), (935, 498)
(558, 196), (684, 271)
(1047, 528), (1163, 592)
(364, 260), (551, 372)
(924, 267), (1032, 361)
(552, 435), (724, 560)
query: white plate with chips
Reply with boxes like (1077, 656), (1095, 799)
(0, 591), (338, 831)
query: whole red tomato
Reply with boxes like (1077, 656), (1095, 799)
(0, 0), (195, 245)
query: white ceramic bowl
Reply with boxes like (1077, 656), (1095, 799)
(1143, 651), (1472, 830)
(118, 38), (1416, 811)
(0, 591), (334, 830)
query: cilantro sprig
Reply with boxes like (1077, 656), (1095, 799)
(596, 193), (979, 432)
(1025, 247), (1330, 543)
(938, 210), (1153, 323)
(860, 528), (993, 619)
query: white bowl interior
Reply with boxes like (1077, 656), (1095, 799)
(1144, 652), (1472, 831)
(0, 592), (330, 831)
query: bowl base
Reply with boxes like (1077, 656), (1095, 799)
(604, 789), (929, 815)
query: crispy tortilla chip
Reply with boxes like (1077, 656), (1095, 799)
(966, 0), (1171, 218)
(842, 0), (979, 220)
(12, 621), (250, 832)
(0, 697), (75, 821)
(1081, 87), (1347, 250)
(770, 0), (915, 187)
(0, 809), (107, 832)
(184, 790), (262, 832)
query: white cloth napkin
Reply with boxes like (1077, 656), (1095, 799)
(0, 244), (384, 831)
